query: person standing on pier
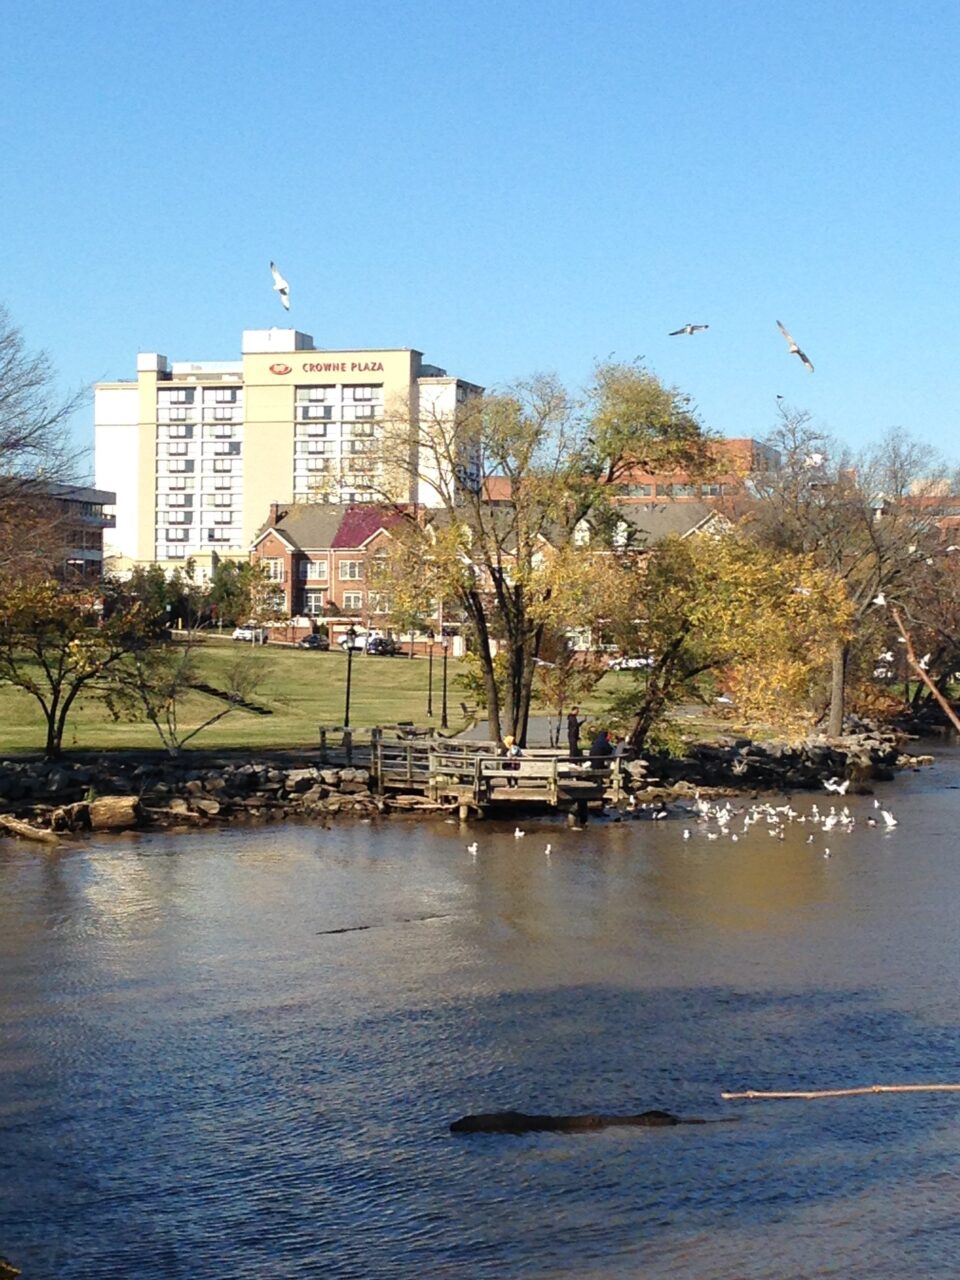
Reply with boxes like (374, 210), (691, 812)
(589, 728), (614, 764)
(567, 707), (585, 758)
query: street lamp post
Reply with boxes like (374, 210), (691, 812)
(344, 625), (358, 728)
(440, 631), (449, 729)
(426, 628), (435, 717)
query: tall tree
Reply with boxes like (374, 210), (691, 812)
(745, 408), (950, 734)
(0, 306), (84, 576)
(377, 362), (714, 744)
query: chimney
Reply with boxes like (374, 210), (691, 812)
(268, 502), (281, 526)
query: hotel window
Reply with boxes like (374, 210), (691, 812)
(166, 545), (186, 559)
(212, 425), (234, 439)
(306, 457), (330, 472)
(302, 404), (332, 420)
(351, 385), (374, 401)
(303, 589), (325, 614)
(168, 460), (188, 473)
(351, 421), (375, 437)
(213, 459), (232, 472)
(168, 423), (189, 438)
(167, 510), (190, 524)
(619, 483), (653, 497)
(213, 512), (231, 525)
(214, 443), (235, 455)
(355, 404), (375, 419)
(168, 477), (187, 490)
(339, 560), (362, 580)
(342, 592), (363, 610)
(167, 493), (188, 507)
(213, 493), (232, 507)
(306, 439), (329, 454)
(347, 439), (371, 454)
(214, 388), (237, 403)
(263, 558), (284, 581)
(166, 389), (191, 404)
(168, 442), (188, 456)
(300, 387), (329, 402)
(214, 477), (232, 490)
(213, 407), (234, 421)
(168, 407), (188, 422)
(166, 527), (188, 541)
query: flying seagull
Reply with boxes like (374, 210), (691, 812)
(668, 323), (709, 336)
(777, 320), (814, 372)
(270, 261), (290, 311)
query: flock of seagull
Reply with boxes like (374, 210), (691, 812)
(669, 317), (815, 373)
(465, 779), (897, 861)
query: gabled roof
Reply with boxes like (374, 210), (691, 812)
(332, 505), (405, 549)
(252, 503), (407, 553)
(616, 501), (726, 543)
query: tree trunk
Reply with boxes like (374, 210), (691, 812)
(827, 641), (847, 737)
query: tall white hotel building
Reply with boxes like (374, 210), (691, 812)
(94, 328), (482, 576)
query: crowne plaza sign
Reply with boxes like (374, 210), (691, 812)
(268, 359), (385, 375)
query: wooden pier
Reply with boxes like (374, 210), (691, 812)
(318, 726), (629, 823)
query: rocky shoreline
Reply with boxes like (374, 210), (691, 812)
(0, 728), (933, 841)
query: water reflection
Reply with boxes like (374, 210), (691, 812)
(0, 748), (959, 1278)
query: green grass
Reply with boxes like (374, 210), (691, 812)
(0, 637), (638, 756)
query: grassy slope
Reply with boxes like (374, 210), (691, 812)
(0, 637), (637, 755)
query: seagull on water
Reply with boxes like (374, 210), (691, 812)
(514, 827), (526, 839)
(270, 261), (290, 310)
(776, 320), (814, 372)
(669, 323), (709, 336)
(466, 842), (478, 856)
(880, 809), (898, 829)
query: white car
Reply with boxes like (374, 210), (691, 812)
(337, 631), (368, 651)
(232, 625), (268, 643)
(606, 654), (654, 671)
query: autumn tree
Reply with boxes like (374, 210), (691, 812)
(604, 533), (853, 749)
(745, 408), (951, 734)
(0, 577), (159, 757)
(375, 362), (715, 744)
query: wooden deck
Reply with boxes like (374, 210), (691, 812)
(318, 726), (628, 822)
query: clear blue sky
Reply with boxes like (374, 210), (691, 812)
(4, 0), (960, 465)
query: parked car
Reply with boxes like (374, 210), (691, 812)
(296, 633), (330, 650)
(606, 654), (654, 671)
(232, 625), (269, 643)
(366, 636), (401, 656)
(337, 631), (368, 651)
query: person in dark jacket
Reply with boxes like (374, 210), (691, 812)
(589, 728), (614, 762)
(566, 707), (584, 758)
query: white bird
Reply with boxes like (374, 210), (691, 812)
(823, 777), (850, 794)
(823, 848), (831, 858)
(802, 452), (825, 468)
(514, 827), (526, 839)
(872, 592), (887, 606)
(668, 323), (709, 336)
(777, 320), (814, 372)
(919, 653), (931, 671)
(683, 829), (691, 840)
(466, 842), (478, 856)
(880, 809), (898, 829)
(544, 843), (552, 857)
(270, 260), (290, 310)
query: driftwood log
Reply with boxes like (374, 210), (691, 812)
(723, 1083), (960, 1101)
(450, 1109), (706, 1134)
(0, 1255), (21, 1278)
(88, 796), (142, 831)
(0, 814), (59, 845)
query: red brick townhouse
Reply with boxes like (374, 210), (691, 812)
(250, 502), (408, 630)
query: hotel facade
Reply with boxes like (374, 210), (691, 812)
(94, 328), (482, 576)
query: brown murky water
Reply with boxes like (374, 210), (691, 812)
(2, 746), (960, 1278)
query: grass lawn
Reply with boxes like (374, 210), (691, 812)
(0, 637), (639, 756)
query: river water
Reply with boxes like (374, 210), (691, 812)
(2, 747), (960, 1278)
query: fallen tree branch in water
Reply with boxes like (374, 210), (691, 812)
(722, 1083), (960, 1100)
